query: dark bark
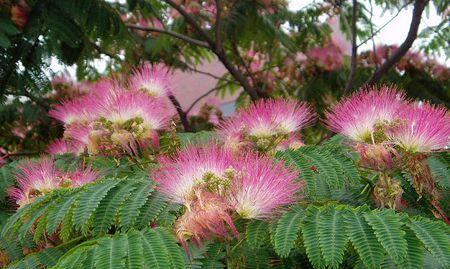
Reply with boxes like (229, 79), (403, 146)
(168, 94), (193, 132)
(366, 0), (429, 85)
(164, 0), (260, 101)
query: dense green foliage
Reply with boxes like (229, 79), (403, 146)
(1, 135), (449, 268)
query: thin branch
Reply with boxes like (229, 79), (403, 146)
(230, 35), (257, 87)
(215, 0), (223, 53)
(181, 62), (235, 82)
(366, 0), (429, 85)
(126, 24), (209, 48)
(164, 0), (260, 101)
(186, 85), (222, 114)
(164, 0), (215, 45)
(357, 1), (412, 48)
(90, 41), (122, 60)
(168, 94), (192, 132)
(5, 89), (50, 110)
(344, 0), (358, 93)
(368, 0), (378, 68)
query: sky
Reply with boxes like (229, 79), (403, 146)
(50, 0), (447, 76)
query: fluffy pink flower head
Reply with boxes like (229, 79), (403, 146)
(175, 189), (238, 248)
(355, 143), (395, 171)
(99, 90), (172, 131)
(241, 99), (316, 137)
(325, 86), (406, 143)
(8, 159), (100, 207)
(153, 144), (235, 205)
(276, 134), (305, 151)
(129, 64), (170, 98)
(8, 158), (61, 207)
(218, 99), (315, 152)
(49, 96), (100, 125)
(64, 166), (99, 187)
(228, 153), (301, 219)
(47, 139), (85, 155)
(387, 102), (450, 152)
(217, 116), (247, 151)
(88, 78), (117, 101)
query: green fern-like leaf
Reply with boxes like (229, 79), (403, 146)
(92, 180), (137, 235)
(241, 243), (271, 269)
(427, 154), (450, 188)
(118, 181), (154, 230)
(301, 206), (326, 268)
(399, 227), (425, 269)
(276, 145), (360, 199)
(2, 177), (160, 246)
(140, 228), (171, 269)
(344, 208), (385, 269)
(48, 228), (184, 269)
(318, 205), (348, 268)
(273, 209), (304, 257)
(74, 180), (119, 232)
(364, 210), (407, 265)
(46, 194), (78, 235)
(246, 220), (270, 249)
(5, 246), (65, 269)
(94, 235), (128, 269)
(134, 193), (168, 230)
(154, 227), (186, 269)
(125, 230), (144, 269)
(407, 218), (450, 268)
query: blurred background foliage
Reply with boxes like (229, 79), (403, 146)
(0, 0), (449, 152)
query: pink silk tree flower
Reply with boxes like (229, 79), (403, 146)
(387, 102), (450, 152)
(218, 99), (315, 152)
(49, 96), (100, 125)
(8, 159), (100, 207)
(99, 90), (172, 131)
(175, 189), (238, 249)
(217, 116), (247, 151)
(241, 99), (316, 137)
(325, 86), (407, 143)
(64, 166), (99, 187)
(275, 133), (305, 151)
(129, 63), (171, 98)
(8, 158), (61, 207)
(64, 123), (94, 146)
(153, 144), (236, 205)
(228, 153), (302, 219)
(47, 139), (85, 155)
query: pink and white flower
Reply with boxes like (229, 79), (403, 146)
(129, 64), (171, 98)
(325, 86), (407, 142)
(49, 97), (100, 125)
(218, 99), (315, 152)
(153, 144), (235, 204)
(387, 102), (450, 152)
(175, 189), (237, 248)
(47, 139), (85, 155)
(8, 158), (60, 207)
(228, 153), (301, 219)
(66, 166), (99, 187)
(99, 90), (172, 131)
(217, 116), (246, 151)
(8, 158), (99, 207)
(241, 98), (315, 136)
